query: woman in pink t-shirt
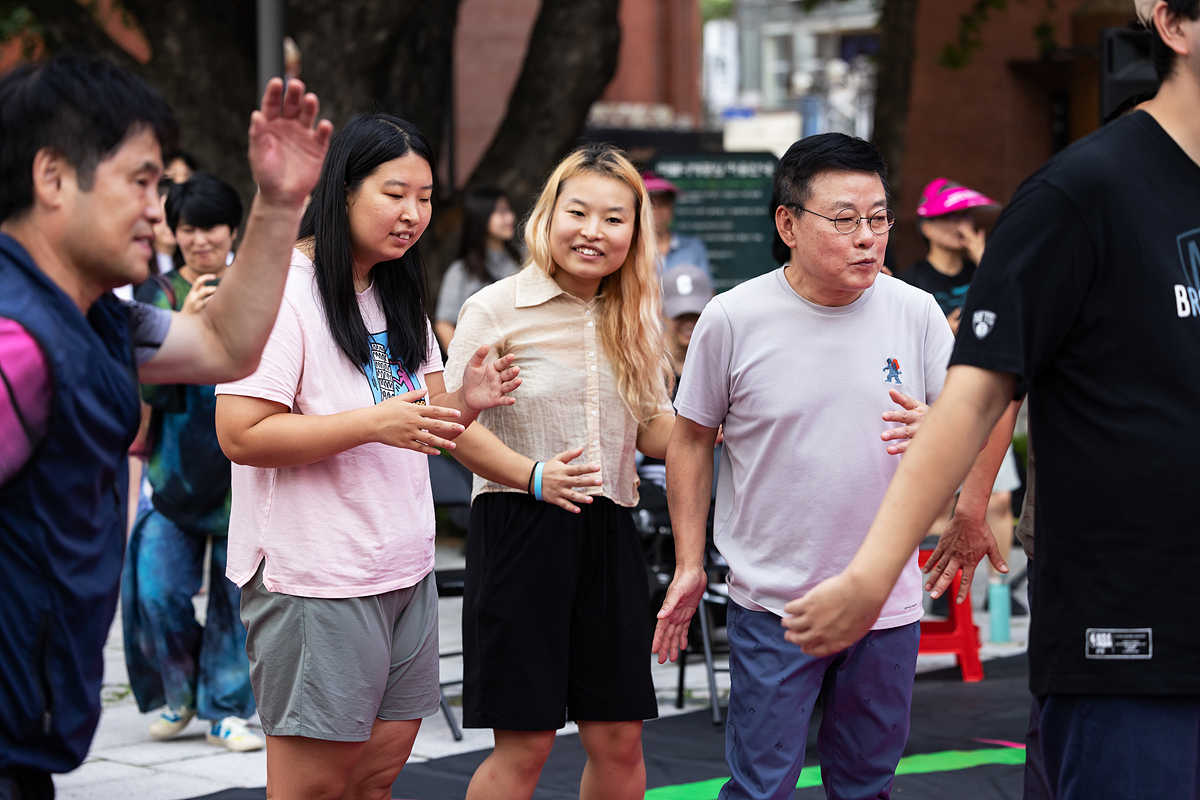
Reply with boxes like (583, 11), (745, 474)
(214, 115), (589, 799)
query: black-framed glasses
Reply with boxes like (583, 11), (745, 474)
(790, 205), (895, 235)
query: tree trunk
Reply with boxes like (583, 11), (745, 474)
(425, 0), (622, 292)
(19, 0), (622, 302)
(466, 0), (621, 211)
(871, 0), (919, 200)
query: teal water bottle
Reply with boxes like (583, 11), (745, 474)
(988, 580), (1011, 643)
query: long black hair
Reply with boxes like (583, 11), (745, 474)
(456, 186), (521, 281)
(299, 113), (433, 375)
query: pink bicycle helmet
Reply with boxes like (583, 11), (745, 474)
(916, 178), (997, 218)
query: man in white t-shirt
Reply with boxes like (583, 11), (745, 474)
(652, 133), (953, 800)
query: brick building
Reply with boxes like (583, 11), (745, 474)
(453, 0), (703, 184)
(729, 0), (1141, 268)
(894, 0), (1136, 267)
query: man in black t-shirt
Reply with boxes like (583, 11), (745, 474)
(781, 3), (1200, 798)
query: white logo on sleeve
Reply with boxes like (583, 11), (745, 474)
(972, 310), (997, 339)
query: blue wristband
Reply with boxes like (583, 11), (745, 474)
(533, 461), (545, 502)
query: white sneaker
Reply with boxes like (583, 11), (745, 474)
(206, 716), (264, 752)
(148, 706), (195, 740)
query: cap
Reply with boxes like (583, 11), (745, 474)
(916, 178), (998, 218)
(1134, 0), (1157, 24)
(662, 264), (714, 319)
(641, 171), (679, 196)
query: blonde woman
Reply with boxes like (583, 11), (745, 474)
(445, 144), (674, 800)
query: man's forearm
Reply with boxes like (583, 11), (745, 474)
(846, 366), (1014, 592)
(666, 431), (715, 570)
(203, 195), (306, 373)
(954, 399), (1020, 519)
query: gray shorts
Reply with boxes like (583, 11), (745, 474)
(239, 562), (441, 741)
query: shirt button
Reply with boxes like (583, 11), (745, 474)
(590, 365), (597, 371)
(586, 320), (594, 327)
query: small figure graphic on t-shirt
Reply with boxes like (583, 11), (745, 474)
(883, 357), (903, 385)
(366, 331), (422, 403)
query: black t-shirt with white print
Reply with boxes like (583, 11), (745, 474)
(951, 111), (1200, 697)
(901, 259), (976, 317)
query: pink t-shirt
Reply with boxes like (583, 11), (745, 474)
(216, 250), (443, 598)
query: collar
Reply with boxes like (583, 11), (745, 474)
(513, 264), (567, 308)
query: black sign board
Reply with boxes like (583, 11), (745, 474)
(651, 153), (778, 291)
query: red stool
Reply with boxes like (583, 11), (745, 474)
(917, 548), (984, 682)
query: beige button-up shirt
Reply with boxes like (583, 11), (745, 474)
(444, 265), (669, 507)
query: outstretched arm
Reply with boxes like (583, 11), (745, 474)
(922, 399), (1021, 602)
(140, 78), (333, 385)
(781, 365), (1014, 656)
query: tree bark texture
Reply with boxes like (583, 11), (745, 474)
(871, 0), (919, 201)
(15, 0), (622, 296)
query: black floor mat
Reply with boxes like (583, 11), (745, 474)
(188, 653), (1031, 799)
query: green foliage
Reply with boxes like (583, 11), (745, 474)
(0, 4), (38, 41)
(702, 0), (734, 22)
(939, 0), (1060, 69)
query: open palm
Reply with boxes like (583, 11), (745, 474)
(247, 78), (334, 208)
(460, 345), (522, 413)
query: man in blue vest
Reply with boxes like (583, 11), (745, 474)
(0, 56), (331, 797)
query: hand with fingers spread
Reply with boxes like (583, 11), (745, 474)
(459, 344), (521, 414)
(537, 446), (603, 513)
(181, 275), (219, 316)
(781, 570), (886, 657)
(651, 566), (706, 664)
(248, 77), (334, 209)
(880, 388), (929, 455)
(370, 388), (465, 456)
(922, 512), (1007, 602)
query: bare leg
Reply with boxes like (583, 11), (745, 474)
(264, 734), (363, 800)
(341, 718), (422, 800)
(465, 729), (556, 800)
(578, 720), (645, 800)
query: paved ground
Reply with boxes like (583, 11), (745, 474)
(54, 543), (1029, 799)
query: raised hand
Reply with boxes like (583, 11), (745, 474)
(651, 566), (706, 664)
(371, 388), (465, 456)
(459, 345), (521, 413)
(539, 446), (602, 513)
(248, 78), (334, 209)
(880, 388), (929, 455)
(180, 275), (219, 315)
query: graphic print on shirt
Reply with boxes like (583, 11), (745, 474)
(882, 357), (903, 385)
(1172, 227), (1200, 318)
(933, 284), (970, 314)
(365, 331), (424, 404)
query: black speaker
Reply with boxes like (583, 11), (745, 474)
(1100, 27), (1158, 124)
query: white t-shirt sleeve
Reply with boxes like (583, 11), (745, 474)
(922, 293), (955, 403)
(216, 298), (304, 408)
(674, 299), (733, 428)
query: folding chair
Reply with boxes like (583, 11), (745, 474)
(429, 454), (473, 741)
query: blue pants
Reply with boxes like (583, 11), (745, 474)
(720, 603), (919, 800)
(120, 508), (254, 722)
(1038, 694), (1200, 800)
